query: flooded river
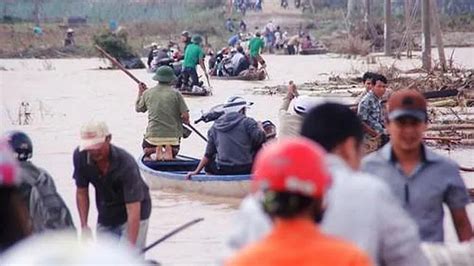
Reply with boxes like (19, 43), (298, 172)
(1, 48), (473, 265)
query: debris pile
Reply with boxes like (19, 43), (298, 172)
(252, 68), (474, 147)
(93, 30), (145, 69)
(251, 74), (364, 98)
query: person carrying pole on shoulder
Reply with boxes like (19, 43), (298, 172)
(136, 65), (190, 160)
(177, 35), (209, 90)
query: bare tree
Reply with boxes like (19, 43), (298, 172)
(32, 0), (44, 25)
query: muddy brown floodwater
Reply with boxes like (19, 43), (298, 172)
(1, 48), (473, 265)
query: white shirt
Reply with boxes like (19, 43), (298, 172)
(227, 155), (429, 266)
(230, 52), (245, 70)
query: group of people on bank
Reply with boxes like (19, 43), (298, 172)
(225, 85), (473, 265)
(1, 66), (473, 264)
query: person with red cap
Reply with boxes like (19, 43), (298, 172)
(226, 138), (371, 266)
(0, 138), (31, 253)
(363, 89), (473, 243)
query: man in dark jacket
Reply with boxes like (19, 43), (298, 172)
(186, 96), (266, 177)
(147, 43), (158, 68)
(4, 131), (74, 233)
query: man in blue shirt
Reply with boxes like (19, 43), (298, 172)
(228, 33), (241, 47)
(363, 89), (473, 242)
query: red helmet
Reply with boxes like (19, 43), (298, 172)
(252, 137), (331, 199)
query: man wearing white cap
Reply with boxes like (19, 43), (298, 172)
(147, 42), (158, 69)
(64, 28), (75, 47)
(186, 96), (266, 178)
(278, 81), (320, 138)
(72, 121), (151, 249)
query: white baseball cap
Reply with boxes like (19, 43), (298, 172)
(291, 96), (321, 116)
(79, 121), (110, 151)
(223, 96), (253, 114)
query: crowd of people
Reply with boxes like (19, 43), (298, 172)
(146, 31), (209, 93)
(1, 33), (474, 266)
(232, 0), (264, 15)
(208, 31), (266, 79)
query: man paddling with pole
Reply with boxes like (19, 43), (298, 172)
(95, 45), (194, 160)
(136, 66), (190, 160)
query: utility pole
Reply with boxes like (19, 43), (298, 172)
(421, 0), (431, 70)
(384, 0), (392, 55)
(32, 0), (42, 26)
(405, 0), (413, 58)
(346, 0), (359, 33)
(431, 0), (447, 71)
(364, 0), (371, 33)
(228, 0), (233, 17)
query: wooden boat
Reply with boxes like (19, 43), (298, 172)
(210, 70), (266, 81)
(299, 47), (328, 55)
(179, 88), (211, 96)
(138, 155), (250, 198)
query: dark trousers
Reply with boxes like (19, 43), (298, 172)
(250, 55), (265, 68)
(287, 45), (296, 55)
(177, 67), (199, 88)
(234, 60), (250, 76)
(205, 159), (252, 175)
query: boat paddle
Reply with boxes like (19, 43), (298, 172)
(205, 73), (212, 88)
(185, 124), (208, 142)
(262, 65), (270, 80)
(142, 218), (204, 254)
(95, 45), (207, 142)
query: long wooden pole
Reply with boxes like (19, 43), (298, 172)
(95, 44), (207, 141)
(421, 0), (432, 70)
(142, 218), (204, 253)
(384, 0), (392, 55)
(430, 0), (447, 71)
(94, 45), (141, 84)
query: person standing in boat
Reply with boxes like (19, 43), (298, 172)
(186, 96), (266, 178)
(286, 34), (300, 55)
(136, 66), (190, 160)
(248, 31), (266, 69)
(176, 35), (209, 90)
(73, 121), (151, 249)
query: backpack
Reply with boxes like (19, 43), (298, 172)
(23, 165), (75, 232)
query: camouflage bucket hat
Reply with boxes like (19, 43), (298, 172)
(153, 65), (176, 83)
(191, 35), (203, 44)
